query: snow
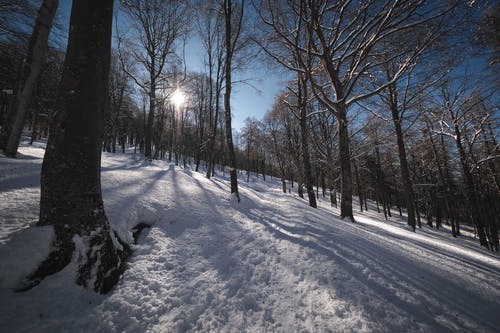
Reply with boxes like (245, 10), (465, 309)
(0, 224), (53, 289)
(1, 144), (499, 332)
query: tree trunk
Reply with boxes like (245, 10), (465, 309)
(206, 98), (219, 179)
(353, 158), (363, 212)
(454, 123), (488, 248)
(223, 0), (240, 202)
(30, 106), (40, 145)
(392, 111), (416, 231)
(145, 78), (155, 161)
(246, 141), (250, 182)
(22, 0), (129, 294)
(2, 0), (59, 156)
(330, 188), (337, 207)
(300, 99), (317, 208)
(298, 181), (304, 198)
(337, 109), (354, 220)
(426, 121), (457, 236)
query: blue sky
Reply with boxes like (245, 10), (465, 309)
(183, 36), (286, 131)
(57, 0), (284, 131)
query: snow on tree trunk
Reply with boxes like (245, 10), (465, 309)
(21, 0), (130, 294)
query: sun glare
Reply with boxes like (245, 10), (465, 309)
(171, 89), (185, 108)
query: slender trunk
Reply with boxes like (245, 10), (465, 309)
(321, 170), (325, 197)
(337, 109), (354, 220)
(223, 0), (240, 201)
(3, 0), (59, 156)
(298, 181), (304, 198)
(300, 99), (317, 208)
(145, 77), (155, 161)
(426, 122), (457, 236)
(454, 122), (488, 247)
(262, 152), (266, 181)
(353, 158), (363, 212)
(330, 189), (337, 207)
(392, 110), (416, 230)
(484, 124), (500, 192)
(30, 107), (40, 145)
(206, 100), (219, 179)
(246, 141), (250, 182)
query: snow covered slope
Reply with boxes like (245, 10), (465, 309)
(1, 146), (499, 332)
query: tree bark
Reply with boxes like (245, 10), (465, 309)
(353, 158), (363, 212)
(223, 0), (240, 202)
(22, 0), (130, 294)
(454, 122), (488, 247)
(337, 109), (354, 220)
(2, 0), (59, 156)
(299, 78), (316, 208)
(145, 78), (155, 161)
(392, 109), (416, 231)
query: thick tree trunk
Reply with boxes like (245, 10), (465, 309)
(392, 111), (416, 231)
(22, 0), (129, 294)
(2, 0), (59, 156)
(337, 110), (354, 220)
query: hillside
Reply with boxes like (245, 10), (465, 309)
(1, 145), (499, 332)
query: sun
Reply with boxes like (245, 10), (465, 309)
(171, 89), (185, 107)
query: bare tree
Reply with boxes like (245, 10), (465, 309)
(430, 75), (499, 250)
(256, 0), (452, 220)
(0, 0), (59, 156)
(194, 0), (226, 178)
(223, 0), (245, 202)
(117, 0), (187, 161)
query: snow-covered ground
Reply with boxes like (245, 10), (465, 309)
(1, 144), (499, 333)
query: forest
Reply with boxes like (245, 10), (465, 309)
(0, 0), (499, 331)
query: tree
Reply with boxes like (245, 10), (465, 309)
(0, 0), (59, 156)
(430, 75), (498, 250)
(223, 0), (244, 202)
(263, 98), (295, 193)
(103, 51), (131, 154)
(20, 0), (130, 293)
(0, 0), (38, 41)
(195, 0), (226, 179)
(118, 0), (187, 161)
(473, 2), (500, 67)
(257, 0), (452, 220)
(281, 74), (317, 208)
